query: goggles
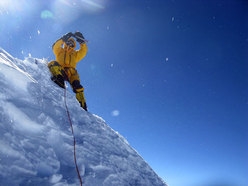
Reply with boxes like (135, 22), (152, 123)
(66, 40), (75, 48)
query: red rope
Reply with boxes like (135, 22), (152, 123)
(64, 88), (83, 186)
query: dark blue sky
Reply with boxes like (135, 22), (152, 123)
(1, 0), (247, 185)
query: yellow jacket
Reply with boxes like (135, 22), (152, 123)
(52, 39), (88, 68)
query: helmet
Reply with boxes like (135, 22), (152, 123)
(65, 38), (76, 48)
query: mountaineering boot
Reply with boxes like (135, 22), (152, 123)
(71, 80), (84, 93)
(76, 92), (87, 111)
(48, 61), (66, 88)
(51, 75), (65, 88)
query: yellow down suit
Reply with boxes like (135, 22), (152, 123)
(48, 38), (88, 110)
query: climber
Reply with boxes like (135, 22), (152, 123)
(48, 32), (88, 111)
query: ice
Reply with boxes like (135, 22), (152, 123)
(0, 48), (167, 186)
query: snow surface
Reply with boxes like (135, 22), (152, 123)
(0, 48), (167, 186)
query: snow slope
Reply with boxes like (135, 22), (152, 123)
(0, 48), (167, 186)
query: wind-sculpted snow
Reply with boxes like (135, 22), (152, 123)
(0, 48), (167, 186)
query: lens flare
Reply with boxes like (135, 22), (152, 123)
(41, 10), (54, 19)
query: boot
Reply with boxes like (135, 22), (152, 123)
(51, 75), (65, 88)
(48, 61), (65, 88)
(76, 92), (87, 111)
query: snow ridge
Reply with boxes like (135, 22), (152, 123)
(0, 48), (167, 186)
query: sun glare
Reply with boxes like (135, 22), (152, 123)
(0, 0), (43, 26)
(0, 1), (17, 13)
(0, 1), (9, 10)
(0, 0), (33, 13)
(80, 0), (105, 11)
(49, 0), (108, 24)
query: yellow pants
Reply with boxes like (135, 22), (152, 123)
(48, 61), (87, 110)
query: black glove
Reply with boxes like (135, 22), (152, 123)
(74, 31), (85, 44)
(61, 32), (74, 42)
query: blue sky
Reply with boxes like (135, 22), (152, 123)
(0, 0), (247, 185)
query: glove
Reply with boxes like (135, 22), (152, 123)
(61, 32), (73, 42)
(74, 31), (85, 44)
